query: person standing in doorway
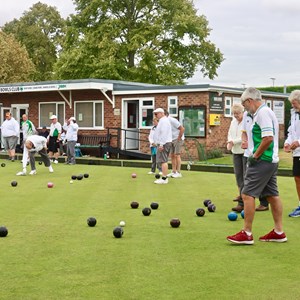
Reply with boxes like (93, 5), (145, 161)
(1, 112), (19, 161)
(153, 108), (172, 184)
(48, 115), (62, 164)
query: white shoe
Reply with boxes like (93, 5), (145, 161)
(154, 178), (168, 184)
(49, 166), (54, 173)
(167, 172), (176, 178)
(29, 170), (37, 175)
(16, 171), (26, 176)
(172, 172), (182, 178)
(159, 171), (163, 175)
(148, 171), (155, 175)
(53, 160), (58, 164)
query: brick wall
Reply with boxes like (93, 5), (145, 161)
(0, 89), (286, 161)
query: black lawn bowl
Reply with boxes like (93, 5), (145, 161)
(84, 173), (89, 178)
(203, 199), (212, 207)
(170, 218), (181, 228)
(207, 203), (216, 212)
(1, 163), (6, 167)
(87, 217), (97, 227)
(196, 208), (206, 217)
(150, 202), (159, 210)
(130, 201), (139, 209)
(71, 175), (77, 180)
(11, 181), (18, 187)
(38, 161), (43, 165)
(0, 226), (8, 237)
(77, 174), (84, 180)
(113, 226), (124, 238)
(155, 174), (160, 179)
(142, 207), (151, 216)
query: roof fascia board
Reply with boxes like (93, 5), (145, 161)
(0, 82), (113, 94)
(113, 87), (288, 99)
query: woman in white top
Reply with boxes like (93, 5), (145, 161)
(227, 103), (246, 212)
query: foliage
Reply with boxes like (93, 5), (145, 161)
(259, 86), (294, 137)
(54, 0), (224, 84)
(2, 2), (66, 81)
(206, 147), (223, 159)
(0, 31), (35, 83)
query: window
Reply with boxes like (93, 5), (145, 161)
(75, 101), (103, 128)
(179, 106), (206, 137)
(140, 98), (154, 127)
(224, 97), (232, 117)
(224, 97), (242, 117)
(168, 96), (178, 116)
(39, 102), (65, 127)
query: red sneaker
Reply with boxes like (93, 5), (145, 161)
(227, 230), (254, 245)
(259, 229), (287, 242)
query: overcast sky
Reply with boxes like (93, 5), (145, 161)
(1, 0), (300, 88)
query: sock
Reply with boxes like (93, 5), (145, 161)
(274, 229), (283, 235)
(244, 230), (252, 236)
(162, 176), (167, 180)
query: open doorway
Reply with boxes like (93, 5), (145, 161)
(123, 100), (139, 150)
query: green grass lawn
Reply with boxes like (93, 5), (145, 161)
(203, 149), (293, 169)
(0, 159), (298, 299)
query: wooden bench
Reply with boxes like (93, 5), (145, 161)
(75, 134), (111, 157)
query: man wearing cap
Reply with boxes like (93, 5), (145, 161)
(48, 115), (62, 164)
(64, 117), (79, 165)
(153, 108), (172, 184)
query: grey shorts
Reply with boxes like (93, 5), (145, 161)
(242, 160), (279, 198)
(156, 142), (172, 163)
(3, 136), (18, 150)
(169, 139), (184, 155)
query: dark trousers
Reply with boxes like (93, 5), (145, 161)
(151, 154), (162, 173)
(29, 148), (51, 170)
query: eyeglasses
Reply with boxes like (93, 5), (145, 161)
(242, 98), (251, 105)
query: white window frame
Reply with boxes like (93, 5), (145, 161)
(263, 99), (272, 109)
(140, 97), (155, 128)
(39, 102), (65, 127)
(224, 97), (233, 117)
(74, 100), (104, 129)
(168, 96), (178, 117)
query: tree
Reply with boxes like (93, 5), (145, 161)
(55, 0), (224, 84)
(0, 31), (35, 83)
(3, 2), (66, 81)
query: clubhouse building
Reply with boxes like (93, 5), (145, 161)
(0, 79), (288, 160)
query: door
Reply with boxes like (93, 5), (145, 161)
(123, 100), (139, 150)
(11, 104), (29, 144)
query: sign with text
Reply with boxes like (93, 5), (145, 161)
(209, 92), (224, 113)
(273, 100), (284, 124)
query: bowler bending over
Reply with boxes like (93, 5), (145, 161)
(16, 135), (54, 175)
